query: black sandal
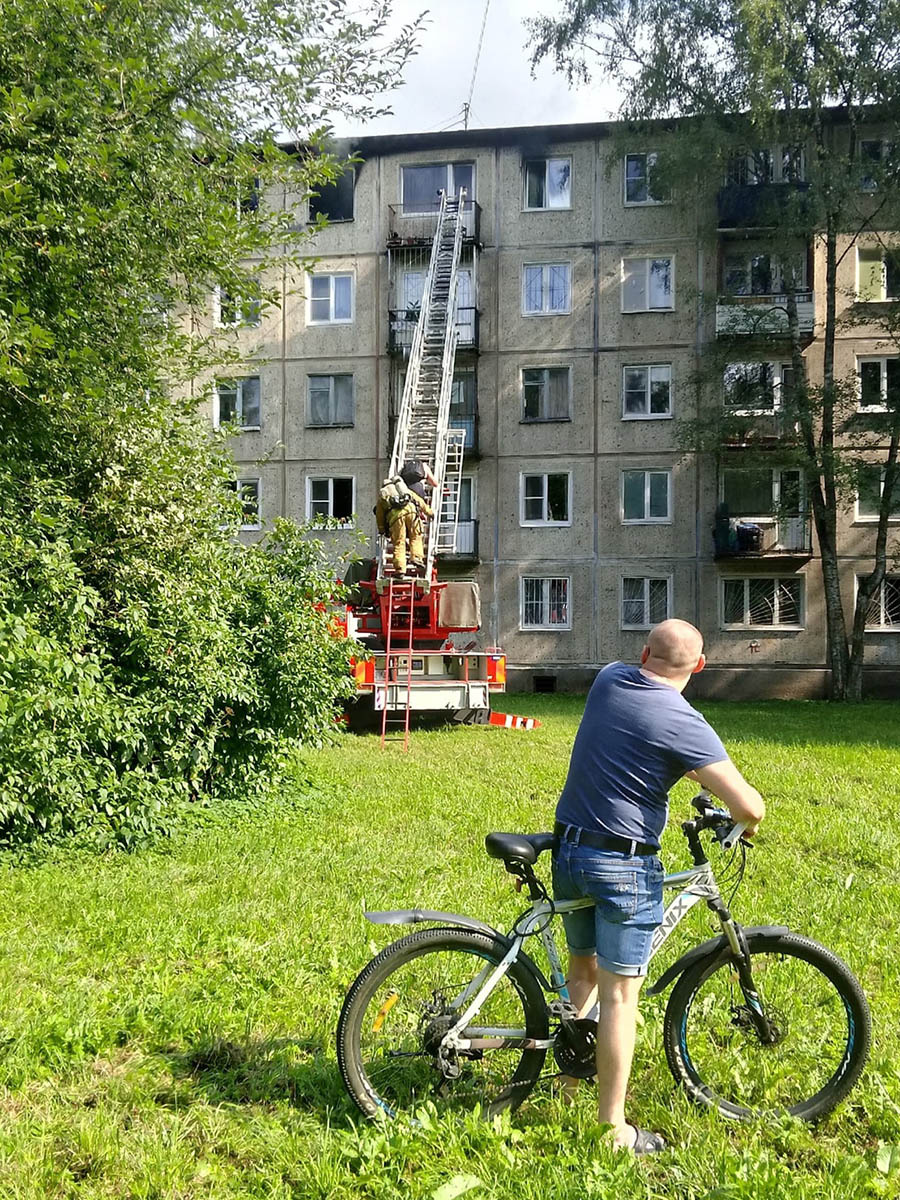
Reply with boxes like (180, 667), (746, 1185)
(626, 1125), (666, 1155)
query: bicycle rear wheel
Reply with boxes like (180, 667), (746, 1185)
(663, 931), (871, 1121)
(337, 927), (549, 1119)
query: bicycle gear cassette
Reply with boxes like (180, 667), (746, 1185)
(553, 1018), (598, 1078)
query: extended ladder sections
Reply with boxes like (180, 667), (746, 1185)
(381, 189), (468, 580)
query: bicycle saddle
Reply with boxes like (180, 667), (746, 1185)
(485, 832), (555, 864)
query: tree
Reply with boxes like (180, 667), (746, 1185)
(0, 0), (418, 845)
(530, 0), (900, 699)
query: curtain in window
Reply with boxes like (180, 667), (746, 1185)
(547, 265), (569, 311)
(858, 249), (884, 301)
(402, 165), (445, 213)
(524, 266), (543, 312)
(309, 378), (332, 425)
(523, 578), (543, 625)
(241, 377), (260, 426)
(548, 578), (568, 625)
(622, 261), (646, 310)
(546, 369), (569, 419)
(649, 259), (672, 307)
(650, 366), (671, 413)
(333, 276), (352, 320)
(547, 159), (570, 207)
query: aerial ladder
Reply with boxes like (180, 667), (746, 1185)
(349, 190), (506, 742)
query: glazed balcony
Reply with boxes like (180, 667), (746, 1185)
(713, 515), (812, 562)
(387, 200), (481, 246)
(716, 292), (815, 338)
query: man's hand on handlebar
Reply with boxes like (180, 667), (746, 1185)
(692, 758), (765, 837)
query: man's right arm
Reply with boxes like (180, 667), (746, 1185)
(693, 759), (766, 834)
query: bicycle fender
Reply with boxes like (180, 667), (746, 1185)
(364, 909), (553, 991)
(644, 924), (791, 996)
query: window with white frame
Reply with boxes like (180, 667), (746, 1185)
(858, 357), (900, 412)
(857, 246), (900, 301)
(720, 468), (804, 528)
(226, 478), (261, 529)
(520, 472), (570, 525)
(455, 476), (477, 555)
(722, 251), (807, 296)
(722, 361), (794, 412)
(307, 273), (353, 324)
(523, 263), (571, 315)
(860, 139), (896, 191)
(520, 576), (571, 629)
(726, 146), (804, 185)
(622, 469), (671, 523)
(522, 367), (571, 421)
(401, 162), (473, 213)
(307, 374), (354, 426)
(621, 576), (671, 629)
(215, 376), (261, 430)
(524, 158), (571, 209)
(215, 287), (261, 328)
(307, 476), (355, 524)
(863, 575), (900, 629)
(855, 465), (900, 521)
(624, 153), (665, 204)
(722, 577), (803, 628)
(621, 257), (673, 312)
(622, 364), (672, 418)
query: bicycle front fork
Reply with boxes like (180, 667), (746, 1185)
(719, 912), (778, 1045)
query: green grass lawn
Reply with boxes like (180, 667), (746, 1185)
(1, 697), (899, 1198)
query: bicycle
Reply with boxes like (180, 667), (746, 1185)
(337, 793), (871, 1123)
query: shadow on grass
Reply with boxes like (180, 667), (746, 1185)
(160, 1035), (352, 1116)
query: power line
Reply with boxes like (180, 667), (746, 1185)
(464, 0), (492, 130)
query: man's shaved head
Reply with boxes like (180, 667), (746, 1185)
(644, 619), (705, 676)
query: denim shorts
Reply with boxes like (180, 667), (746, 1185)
(551, 837), (665, 977)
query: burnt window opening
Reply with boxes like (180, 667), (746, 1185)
(309, 169), (355, 223)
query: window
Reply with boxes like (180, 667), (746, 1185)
(520, 577), (571, 630)
(864, 575), (900, 630)
(622, 470), (671, 523)
(622, 364), (672, 418)
(307, 273), (353, 324)
(226, 478), (261, 530)
(722, 577), (803, 628)
(855, 465), (900, 521)
(522, 367), (571, 421)
(858, 357), (900, 412)
(309, 168), (355, 222)
(401, 162), (473, 214)
(523, 263), (571, 314)
(726, 146), (804, 185)
(215, 376), (261, 430)
(857, 246), (900, 301)
(524, 158), (571, 209)
(307, 374), (354, 426)
(307, 476), (354, 524)
(624, 153), (665, 204)
(449, 369), (477, 449)
(215, 287), (261, 328)
(723, 362), (794, 413)
(520, 472), (571, 525)
(721, 468), (803, 518)
(722, 252), (807, 296)
(621, 257), (673, 312)
(860, 139), (896, 191)
(621, 576), (671, 629)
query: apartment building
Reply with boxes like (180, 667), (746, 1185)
(203, 119), (900, 698)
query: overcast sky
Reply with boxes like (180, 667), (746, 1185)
(343, 0), (621, 137)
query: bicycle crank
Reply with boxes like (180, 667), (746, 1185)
(553, 1018), (598, 1078)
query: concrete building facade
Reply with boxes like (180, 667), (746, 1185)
(200, 120), (900, 698)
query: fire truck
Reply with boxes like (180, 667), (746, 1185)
(343, 189), (507, 745)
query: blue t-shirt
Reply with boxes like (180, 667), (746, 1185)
(556, 662), (728, 850)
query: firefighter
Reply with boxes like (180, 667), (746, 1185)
(375, 460), (437, 576)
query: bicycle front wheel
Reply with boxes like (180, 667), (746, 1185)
(663, 931), (871, 1121)
(337, 927), (549, 1119)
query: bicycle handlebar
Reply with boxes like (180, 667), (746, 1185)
(687, 791), (751, 851)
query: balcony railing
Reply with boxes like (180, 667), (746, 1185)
(719, 411), (800, 449)
(717, 182), (811, 229)
(388, 308), (479, 354)
(440, 519), (478, 560)
(387, 200), (481, 244)
(716, 293), (814, 337)
(713, 515), (812, 560)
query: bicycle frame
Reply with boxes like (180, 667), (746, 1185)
(440, 860), (735, 1056)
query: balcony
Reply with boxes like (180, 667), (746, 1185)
(388, 308), (479, 355)
(719, 411), (800, 449)
(387, 412), (479, 458)
(717, 182), (811, 230)
(713, 515), (812, 563)
(387, 200), (481, 245)
(716, 293), (815, 338)
(440, 519), (479, 562)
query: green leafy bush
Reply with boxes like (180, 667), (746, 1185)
(0, 0), (414, 846)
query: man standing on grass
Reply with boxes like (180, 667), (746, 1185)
(552, 619), (765, 1154)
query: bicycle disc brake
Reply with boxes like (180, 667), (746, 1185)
(553, 1018), (598, 1078)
